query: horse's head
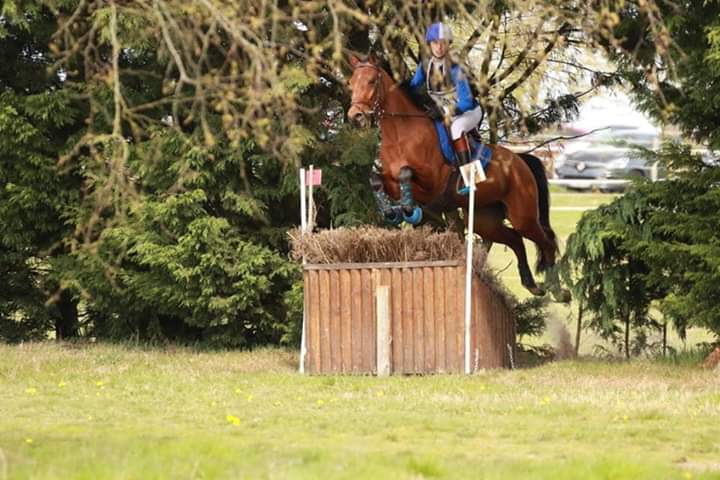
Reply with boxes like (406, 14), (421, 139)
(347, 54), (384, 128)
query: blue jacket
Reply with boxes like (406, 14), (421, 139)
(409, 61), (478, 115)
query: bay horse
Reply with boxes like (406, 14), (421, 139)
(347, 55), (559, 296)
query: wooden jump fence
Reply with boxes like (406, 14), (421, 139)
(301, 260), (516, 375)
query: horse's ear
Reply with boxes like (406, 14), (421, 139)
(367, 53), (378, 65)
(349, 54), (360, 68)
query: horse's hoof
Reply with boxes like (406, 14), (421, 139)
(527, 286), (546, 296)
(384, 208), (403, 226)
(403, 207), (423, 225)
(552, 288), (572, 303)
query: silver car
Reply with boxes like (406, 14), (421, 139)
(555, 147), (662, 191)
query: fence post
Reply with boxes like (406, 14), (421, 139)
(376, 285), (391, 376)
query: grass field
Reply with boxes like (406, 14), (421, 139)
(1, 343), (719, 479)
(2, 191), (718, 479)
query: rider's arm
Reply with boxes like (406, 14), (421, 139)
(408, 63), (425, 90)
(452, 66), (478, 114)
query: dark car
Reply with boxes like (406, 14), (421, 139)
(555, 147), (663, 191)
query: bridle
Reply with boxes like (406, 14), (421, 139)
(349, 63), (427, 119)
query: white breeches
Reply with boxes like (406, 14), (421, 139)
(450, 106), (483, 140)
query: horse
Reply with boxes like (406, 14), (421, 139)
(346, 54), (559, 296)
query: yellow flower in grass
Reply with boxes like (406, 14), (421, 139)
(25, 387), (37, 395)
(25, 438), (33, 444)
(95, 381), (104, 387)
(226, 414), (241, 426)
(316, 399), (325, 407)
(58, 382), (66, 388)
(376, 391), (385, 397)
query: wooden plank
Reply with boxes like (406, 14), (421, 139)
(361, 269), (374, 373)
(307, 271), (320, 374)
(391, 268), (403, 373)
(413, 267), (425, 373)
(402, 268), (414, 374)
(319, 270), (331, 374)
(379, 269), (392, 373)
(350, 269), (362, 373)
(445, 266), (458, 372)
(476, 280), (485, 370)
(457, 266), (466, 373)
(329, 270), (341, 373)
(304, 260), (463, 271)
(423, 267), (435, 372)
(376, 285), (391, 376)
(434, 267), (446, 373)
(340, 269), (352, 373)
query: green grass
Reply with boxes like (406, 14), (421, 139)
(1, 343), (719, 479)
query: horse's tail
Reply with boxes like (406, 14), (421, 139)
(519, 153), (559, 273)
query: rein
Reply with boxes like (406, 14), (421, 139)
(350, 63), (428, 119)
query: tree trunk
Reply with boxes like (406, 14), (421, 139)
(624, 313), (630, 360)
(575, 303), (584, 356)
(488, 107), (498, 144)
(662, 321), (668, 357)
(55, 289), (79, 340)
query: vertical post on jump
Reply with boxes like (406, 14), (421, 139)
(308, 165), (315, 231)
(464, 162), (476, 375)
(299, 168), (307, 374)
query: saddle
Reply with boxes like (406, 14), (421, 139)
(431, 120), (492, 169)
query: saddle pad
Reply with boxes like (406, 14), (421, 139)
(433, 120), (456, 164)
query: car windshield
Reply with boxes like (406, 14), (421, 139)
(568, 150), (629, 163)
(579, 128), (657, 147)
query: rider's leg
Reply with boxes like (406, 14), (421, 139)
(452, 135), (471, 167)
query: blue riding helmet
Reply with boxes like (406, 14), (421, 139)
(425, 22), (453, 43)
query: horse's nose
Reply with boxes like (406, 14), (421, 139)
(347, 106), (366, 128)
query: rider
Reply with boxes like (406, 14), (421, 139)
(409, 22), (483, 193)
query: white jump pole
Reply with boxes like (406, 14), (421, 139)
(308, 165), (315, 231)
(464, 162), (476, 375)
(299, 168), (307, 374)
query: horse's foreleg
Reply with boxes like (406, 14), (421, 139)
(398, 166), (423, 225)
(370, 170), (402, 225)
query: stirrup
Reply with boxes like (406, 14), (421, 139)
(455, 170), (470, 196)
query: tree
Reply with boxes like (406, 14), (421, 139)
(1, 0), (681, 344)
(559, 0), (720, 342)
(0, 3), (85, 340)
(559, 192), (662, 358)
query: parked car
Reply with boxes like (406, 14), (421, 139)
(554, 147), (663, 191)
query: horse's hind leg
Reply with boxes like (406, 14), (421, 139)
(503, 196), (558, 273)
(471, 207), (544, 296)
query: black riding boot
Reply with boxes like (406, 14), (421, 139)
(455, 149), (471, 168)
